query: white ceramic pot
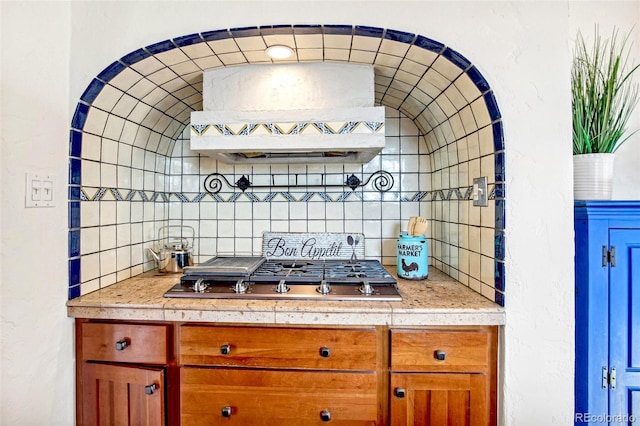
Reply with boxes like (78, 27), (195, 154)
(573, 153), (615, 200)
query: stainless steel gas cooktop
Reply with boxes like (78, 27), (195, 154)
(164, 256), (402, 301)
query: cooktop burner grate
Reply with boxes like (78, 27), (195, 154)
(164, 257), (401, 301)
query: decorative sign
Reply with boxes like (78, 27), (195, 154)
(262, 232), (365, 261)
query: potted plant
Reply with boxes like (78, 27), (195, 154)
(572, 26), (639, 200)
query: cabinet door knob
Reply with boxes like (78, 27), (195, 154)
(320, 409), (331, 421)
(434, 350), (446, 361)
(144, 384), (157, 395)
(220, 344), (231, 355)
(319, 347), (331, 358)
(115, 339), (129, 351)
(394, 387), (406, 398)
(221, 406), (232, 418)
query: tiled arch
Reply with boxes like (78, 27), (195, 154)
(68, 24), (505, 305)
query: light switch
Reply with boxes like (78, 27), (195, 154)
(472, 176), (488, 207)
(26, 173), (55, 207)
(43, 180), (53, 201)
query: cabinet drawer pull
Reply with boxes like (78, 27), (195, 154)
(320, 409), (331, 421)
(434, 350), (446, 361)
(221, 406), (232, 418)
(394, 387), (406, 398)
(319, 347), (331, 358)
(220, 344), (231, 355)
(115, 339), (129, 351)
(144, 384), (157, 395)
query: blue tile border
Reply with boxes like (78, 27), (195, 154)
(413, 35), (444, 53)
(354, 25), (384, 38)
(71, 103), (89, 131)
(145, 39), (177, 55)
(466, 66), (490, 94)
(322, 25), (353, 35)
(260, 25), (294, 35)
(384, 29), (415, 44)
(442, 47), (472, 71)
(495, 152), (506, 182)
(201, 28), (231, 42)
(484, 91), (501, 122)
(68, 24), (506, 306)
(173, 33), (203, 47)
(495, 260), (505, 291)
(68, 158), (81, 185)
(68, 258), (80, 287)
(97, 61), (126, 83)
(494, 230), (505, 260)
(69, 202), (80, 229)
(293, 24), (322, 34)
(69, 130), (82, 158)
(492, 121), (504, 151)
(120, 48), (151, 66)
(68, 229), (80, 258)
(230, 26), (261, 38)
(495, 199), (506, 230)
(80, 79), (105, 104)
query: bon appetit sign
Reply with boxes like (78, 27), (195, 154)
(262, 232), (365, 261)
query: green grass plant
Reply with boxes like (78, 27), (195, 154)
(572, 26), (639, 154)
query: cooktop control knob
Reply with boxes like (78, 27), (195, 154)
(316, 280), (331, 295)
(233, 279), (248, 294)
(275, 279), (289, 294)
(193, 278), (207, 293)
(359, 279), (373, 296)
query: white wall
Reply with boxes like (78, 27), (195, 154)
(568, 0), (640, 199)
(1, 1), (638, 424)
(0, 2), (75, 425)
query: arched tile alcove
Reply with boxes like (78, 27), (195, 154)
(68, 25), (505, 305)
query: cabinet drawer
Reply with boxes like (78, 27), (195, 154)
(179, 325), (377, 370)
(181, 367), (378, 425)
(81, 323), (169, 364)
(391, 329), (492, 373)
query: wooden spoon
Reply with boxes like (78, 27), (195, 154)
(407, 217), (418, 235)
(412, 217), (428, 236)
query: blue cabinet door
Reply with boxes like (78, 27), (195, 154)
(608, 229), (640, 424)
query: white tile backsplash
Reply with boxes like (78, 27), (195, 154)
(69, 25), (505, 305)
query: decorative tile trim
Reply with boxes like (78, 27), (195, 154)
(75, 185), (480, 204)
(191, 121), (385, 137)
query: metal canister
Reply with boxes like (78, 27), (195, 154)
(396, 232), (428, 280)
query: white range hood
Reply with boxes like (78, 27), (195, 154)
(190, 63), (385, 164)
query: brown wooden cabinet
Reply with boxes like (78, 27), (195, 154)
(82, 362), (165, 425)
(75, 319), (176, 426)
(75, 321), (497, 425)
(389, 327), (498, 426)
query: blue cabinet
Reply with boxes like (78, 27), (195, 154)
(575, 201), (640, 425)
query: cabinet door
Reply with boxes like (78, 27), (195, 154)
(608, 229), (640, 422)
(82, 363), (165, 426)
(390, 373), (489, 426)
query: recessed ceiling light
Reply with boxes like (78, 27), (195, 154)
(266, 45), (294, 59)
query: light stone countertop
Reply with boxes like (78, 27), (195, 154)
(66, 267), (505, 326)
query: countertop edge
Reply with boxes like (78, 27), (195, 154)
(66, 267), (505, 326)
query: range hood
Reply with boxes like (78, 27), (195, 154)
(190, 63), (385, 164)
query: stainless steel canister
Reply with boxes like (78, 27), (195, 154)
(396, 233), (428, 280)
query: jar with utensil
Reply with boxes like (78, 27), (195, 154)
(397, 217), (429, 280)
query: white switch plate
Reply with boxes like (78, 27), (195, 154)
(26, 172), (56, 207)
